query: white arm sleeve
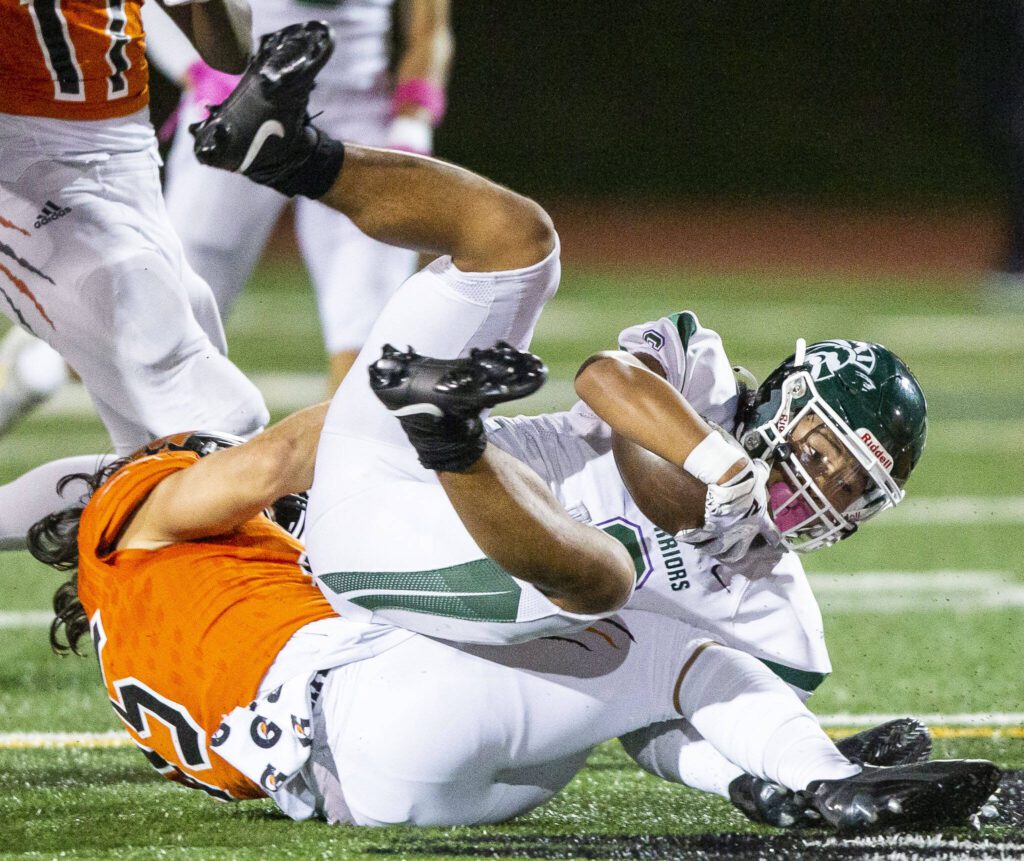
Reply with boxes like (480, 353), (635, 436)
(617, 311), (740, 428)
(142, 2), (201, 84)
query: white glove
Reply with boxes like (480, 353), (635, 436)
(678, 458), (780, 564)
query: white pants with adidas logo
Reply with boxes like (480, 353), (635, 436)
(0, 111), (268, 453)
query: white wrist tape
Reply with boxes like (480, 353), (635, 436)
(682, 431), (745, 486)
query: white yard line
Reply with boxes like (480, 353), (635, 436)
(817, 713), (1024, 727)
(4, 572), (1021, 630)
(809, 570), (1024, 611)
(882, 497), (1024, 525)
(0, 610), (53, 628)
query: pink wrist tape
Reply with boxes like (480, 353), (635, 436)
(187, 60), (242, 110)
(391, 79), (447, 126)
(159, 61), (240, 143)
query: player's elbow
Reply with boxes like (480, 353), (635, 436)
(574, 351), (637, 400)
(564, 541), (636, 615)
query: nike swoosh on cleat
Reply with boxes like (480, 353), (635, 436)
(392, 403), (444, 418)
(238, 120), (285, 173)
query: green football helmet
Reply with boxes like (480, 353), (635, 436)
(736, 339), (927, 552)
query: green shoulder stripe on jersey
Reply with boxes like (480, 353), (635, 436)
(318, 560), (523, 623)
(759, 658), (829, 693)
(668, 312), (698, 350)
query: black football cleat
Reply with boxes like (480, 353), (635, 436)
(728, 717), (933, 828)
(728, 773), (806, 828)
(370, 342), (547, 419)
(369, 342), (546, 472)
(191, 22), (341, 197)
(805, 758), (1001, 833)
(834, 717), (932, 767)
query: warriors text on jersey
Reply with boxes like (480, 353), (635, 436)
(76, 451), (336, 799)
(0, 0), (148, 119)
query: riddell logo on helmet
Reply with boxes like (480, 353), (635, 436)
(857, 428), (893, 472)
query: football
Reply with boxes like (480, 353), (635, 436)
(611, 431), (706, 533)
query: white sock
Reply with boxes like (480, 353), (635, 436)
(620, 719), (742, 799)
(0, 454), (116, 550)
(678, 644), (860, 792)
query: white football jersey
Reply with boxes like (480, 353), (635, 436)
(486, 311), (831, 689)
(253, 0), (395, 92)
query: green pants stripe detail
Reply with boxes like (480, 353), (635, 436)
(759, 658), (829, 693)
(318, 558), (523, 622)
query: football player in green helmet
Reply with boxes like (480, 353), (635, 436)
(736, 338), (927, 552)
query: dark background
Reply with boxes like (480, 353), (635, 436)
(153, 2), (1017, 206)
(439, 1), (1014, 205)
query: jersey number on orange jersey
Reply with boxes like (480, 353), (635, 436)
(26, 0), (131, 102)
(90, 610), (215, 773)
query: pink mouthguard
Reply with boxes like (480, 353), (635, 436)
(768, 481), (815, 532)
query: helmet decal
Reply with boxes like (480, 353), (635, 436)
(805, 340), (877, 388)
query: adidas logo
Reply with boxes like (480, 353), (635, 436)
(34, 200), (71, 228)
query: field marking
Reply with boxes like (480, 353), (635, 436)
(0, 610), (51, 628)
(0, 731), (131, 749)
(882, 497), (1024, 525)
(4, 716), (1023, 750)
(818, 712), (1024, 727)
(810, 570), (1024, 612)
(4, 572), (1021, 631)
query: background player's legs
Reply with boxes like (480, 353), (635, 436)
(0, 148), (268, 455)
(295, 198), (417, 392)
(0, 327), (68, 433)
(73, 243), (266, 454)
(295, 90), (419, 392)
(164, 122), (287, 318)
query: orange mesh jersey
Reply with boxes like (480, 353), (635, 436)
(0, 0), (148, 119)
(77, 451), (336, 800)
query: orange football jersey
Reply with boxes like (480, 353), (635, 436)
(0, 0), (148, 119)
(77, 451), (337, 800)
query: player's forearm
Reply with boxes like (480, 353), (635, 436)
(395, 0), (453, 106)
(576, 352), (744, 481)
(439, 446), (635, 615)
(247, 401), (331, 499)
(172, 0), (252, 74)
(319, 145), (555, 272)
(143, 2), (201, 84)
